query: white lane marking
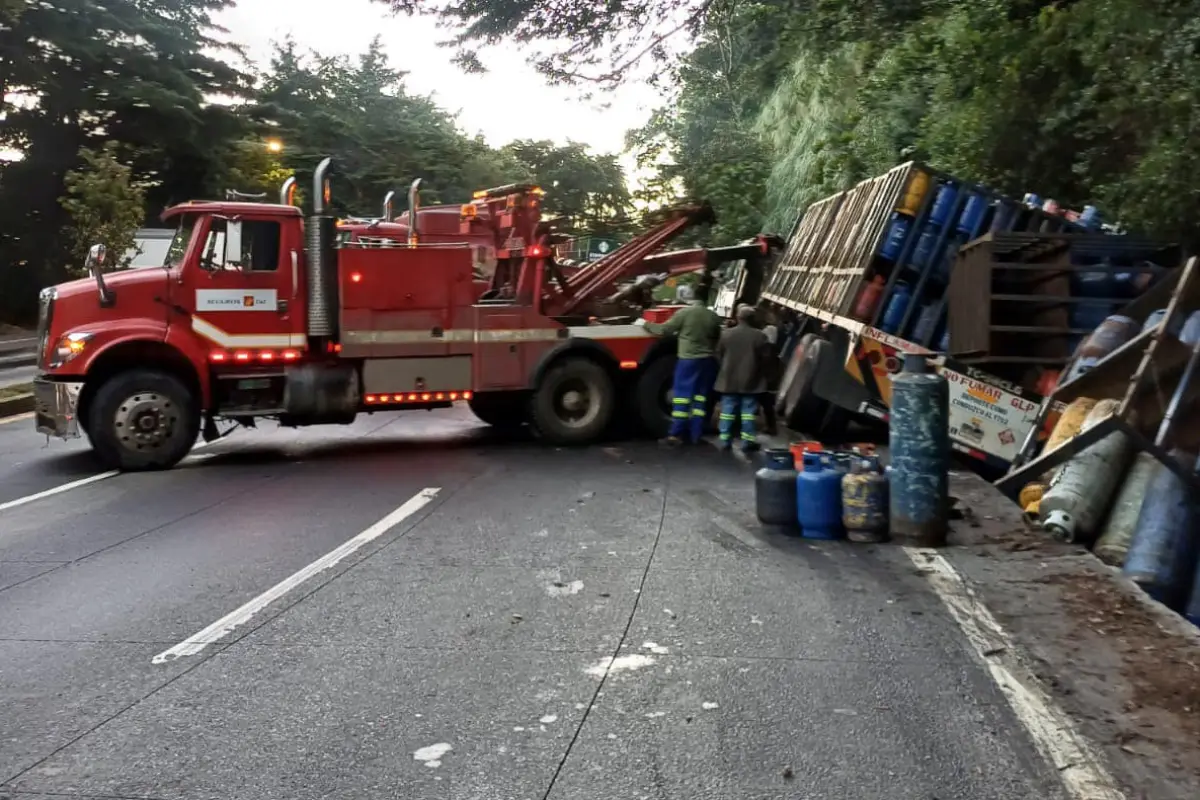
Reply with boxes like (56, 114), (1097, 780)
(904, 548), (1124, 800)
(0, 441), (216, 515)
(152, 487), (441, 664)
(0, 411), (34, 425)
(0, 470), (119, 513)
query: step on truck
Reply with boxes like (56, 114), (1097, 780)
(744, 161), (1176, 476)
(33, 158), (781, 470)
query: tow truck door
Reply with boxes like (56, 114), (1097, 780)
(178, 215), (305, 354)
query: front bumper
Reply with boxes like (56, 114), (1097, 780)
(34, 378), (82, 439)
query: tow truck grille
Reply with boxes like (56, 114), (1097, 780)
(36, 287), (55, 370)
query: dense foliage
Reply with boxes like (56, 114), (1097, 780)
(0, 4), (630, 324)
(622, 0), (1200, 247)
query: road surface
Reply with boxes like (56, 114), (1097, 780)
(0, 364), (36, 390)
(0, 405), (1075, 799)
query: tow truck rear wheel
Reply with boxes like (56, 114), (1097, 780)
(88, 369), (199, 471)
(468, 391), (527, 429)
(529, 357), (615, 445)
(634, 355), (675, 438)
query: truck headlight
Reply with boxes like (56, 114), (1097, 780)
(48, 332), (93, 369)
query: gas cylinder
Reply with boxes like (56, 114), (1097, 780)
(1184, 561), (1200, 628)
(796, 452), (844, 540)
(888, 353), (950, 547)
(756, 448), (800, 533)
(929, 183), (959, 227)
(1063, 314), (1139, 383)
(896, 170), (930, 217)
(1180, 309), (1200, 345)
(1141, 308), (1168, 334)
(879, 283), (912, 335)
(956, 193), (987, 238)
(1123, 450), (1200, 610)
(911, 303), (940, 344)
(1038, 399), (1132, 543)
(879, 215), (911, 261)
(1093, 452), (1158, 567)
(853, 276), (887, 320)
(911, 229), (936, 268)
(842, 457), (888, 543)
(1034, 369), (1060, 398)
(1044, 398), (1096, 453)
(938, 328), (950, 353)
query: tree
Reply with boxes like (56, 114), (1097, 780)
(0, 0), (252, 323)
(58, 143), (147, 274)
(500, 140), (633, 233)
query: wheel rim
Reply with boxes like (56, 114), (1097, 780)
(113, 391), (178, 454)
(552, 376), (602, 429)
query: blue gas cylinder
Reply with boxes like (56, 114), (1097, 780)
(1180, 310), (1200, 345)
(911, 303), (940, 344)
(1142, 309), (1169, 333)
(842, 457), (888, 543)
(990, 202), (1017, 232)
(879, 214), (911, 261)
(1185, 556), (1200, 628)
(889, 353), (950, 547)
(880, 283), (912, 335)
(938, 328), (950, 352)
(956, 193), (987, 237)
(929, 184), (959, 227)
(1123, 451), (1199, 610)
(756, 448), (799, 532)
(796, 452), (844, 540)
(910, 229), (936, 268)
(1078, 205), (1101, 230)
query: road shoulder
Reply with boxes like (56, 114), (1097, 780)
(943, 472), (1200, 800)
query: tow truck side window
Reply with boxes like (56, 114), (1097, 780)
(165, 215), (198, 269)
(199, 219), (282, 272)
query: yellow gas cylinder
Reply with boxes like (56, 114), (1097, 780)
(1019, 482), (1045, 517)
(1044, 397), (1097, 453)
(896, 170), (931, 216)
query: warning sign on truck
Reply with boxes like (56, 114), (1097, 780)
(942, 366), (1042, 462)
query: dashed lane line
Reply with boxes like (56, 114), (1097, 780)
(151, 487), (441, 664)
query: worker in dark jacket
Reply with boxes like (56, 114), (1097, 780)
(715, 304), (773, 452)
(640, 286), (723, 446)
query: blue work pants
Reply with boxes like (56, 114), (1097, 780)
(668, 357), (717, 442)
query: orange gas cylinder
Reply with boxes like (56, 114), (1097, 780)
(1035, 369), (1060, 397)
(853, 276), (886, 321)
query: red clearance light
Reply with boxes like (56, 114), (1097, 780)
(407, 393), (418, 401)
(259, 351), (275, 362)
(210, 351), (228, 362)
(434, 392), (445, 400)
(282, 349), (301, 361)
(421, 392), (431, 401)
(449, 391), (459, 400)
(333, 343), (343, 353)
(365, 394), (377, 403)
(619, 360), (638, 370)
(463, 390), (473, 400)
(350, 271), (363, 283)
(527, 245), (547, 258)
(234, 351), (252, 363)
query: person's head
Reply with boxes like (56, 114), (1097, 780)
(736, 304), (756, 325)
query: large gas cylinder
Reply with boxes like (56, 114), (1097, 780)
(1123, 450), (1200, 610)
(756, 448), (799, 532)
(842, 456), (888, 543)
(1184, 558), (1200, 627)
(1038, 396), (1097, 481)
(1093, 452), (1158, 567)
(1063, 315), (1140, 383)
(796, 452), (844, 540)
(889, 353), (950, 547)
(1039, 399), (1132, 543)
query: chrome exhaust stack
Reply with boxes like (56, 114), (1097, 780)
(306, 157), (337, 338)
(408, 178), (421, 246)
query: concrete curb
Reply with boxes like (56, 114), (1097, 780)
(0, 393), (34, 419)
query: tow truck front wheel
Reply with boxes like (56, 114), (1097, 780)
(529, 358), (615, 445)
(88, 369), (200, 471)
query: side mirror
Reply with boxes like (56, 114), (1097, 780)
(223, 220), (243, 268)
(85, 243), (114, 307)
(85, 243), (106, 273)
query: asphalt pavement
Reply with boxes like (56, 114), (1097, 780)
(0, 404), (1073, 799)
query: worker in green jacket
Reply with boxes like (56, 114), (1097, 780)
(638, 285), (724, 446)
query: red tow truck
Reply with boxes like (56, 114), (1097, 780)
(33, 158), (781, 470)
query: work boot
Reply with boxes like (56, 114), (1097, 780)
(658, 435), (684, 448)
(717, 438), (733, 453)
